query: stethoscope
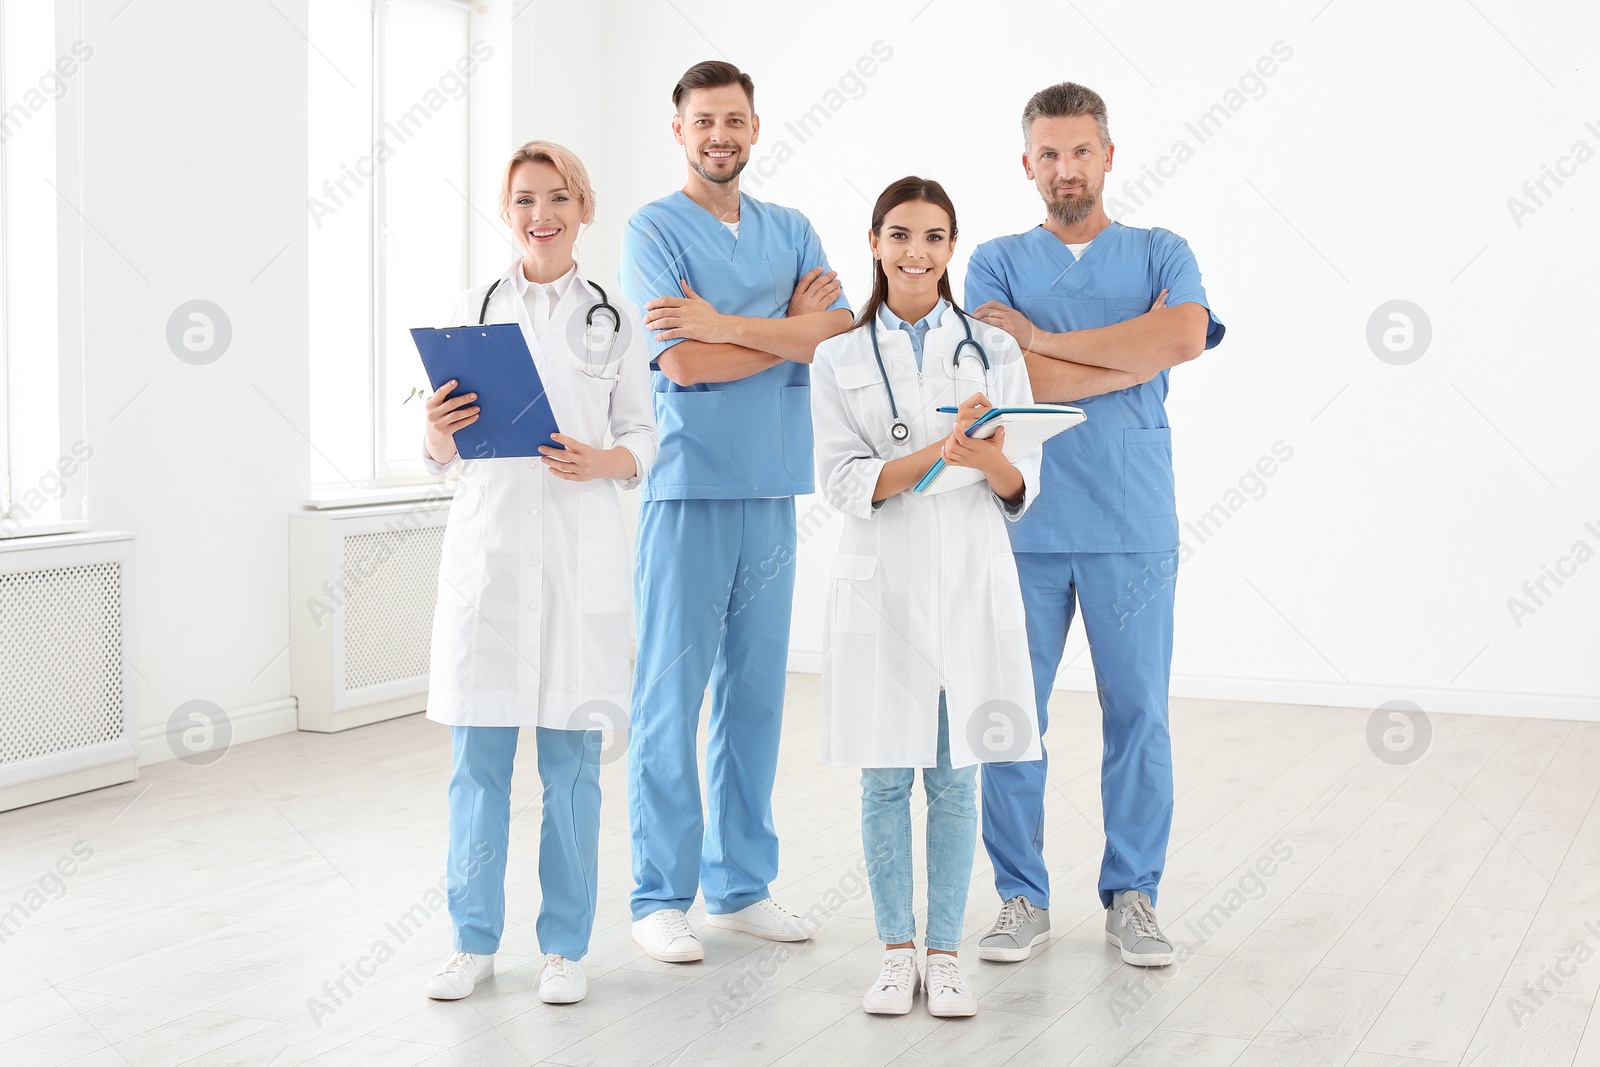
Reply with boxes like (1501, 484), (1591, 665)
(478, 274), (622, 376)
(868, 304), (990, 444)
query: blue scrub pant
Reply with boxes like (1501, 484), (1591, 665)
(446, 725), (601, 960)
(982, 551), (1177, 909)
(628, 497), (795, 920)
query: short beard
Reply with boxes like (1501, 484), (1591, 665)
(1046, 189), (1098, 226)
(691, 156), (747, 185)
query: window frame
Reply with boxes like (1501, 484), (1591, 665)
(307, 0), (482, 502)
(0, 0), (89, 540)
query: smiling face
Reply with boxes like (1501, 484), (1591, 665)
(673, 83), (758, 186)
(871, 198), (955, 312)
(504, 159), (587, 272)
(1024, 113), (1113, 227)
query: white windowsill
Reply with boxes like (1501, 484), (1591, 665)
(0, 518), (93, 541)
(303, 480), (456, 511)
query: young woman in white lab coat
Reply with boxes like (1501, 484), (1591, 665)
(419, 141), (656, 1005)
(810, 176), (1043, 1018)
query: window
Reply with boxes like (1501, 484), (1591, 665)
(308, 0), (488, 495)
(1, 1), (86, 536)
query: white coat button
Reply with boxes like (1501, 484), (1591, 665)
(529, 460), (538, 469)
(528, 556), (541, 567)
(528, 603), (539, 613)
(528, 507), (539, 517)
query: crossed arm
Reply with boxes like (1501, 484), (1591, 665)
(972, 292), (1212, 403)
(645, 269), (854, 386)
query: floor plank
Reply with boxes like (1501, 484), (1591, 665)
(0, 676), (1591, 1066)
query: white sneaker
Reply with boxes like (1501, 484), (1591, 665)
(704, 898), (818, 942)
(424, 950), (494, 1000)
(538, 954), (587, 1004)
(862, 952), (920, 1015)
(923, 954), (977, 1018)
(632, 908), (705, 962)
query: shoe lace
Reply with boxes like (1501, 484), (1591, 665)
(655, 910), (693, 939)
(442, 951), (478, 976)
(991, 896), (1036, 935)
(757, 899), (795, 921)
(876, 955), (916, 993)
(545, 953), (573, 978)
(1121, 896), (1161, 940)
(924, 955), (966, 996)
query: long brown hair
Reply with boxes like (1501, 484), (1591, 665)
(852, 176), (959, 331)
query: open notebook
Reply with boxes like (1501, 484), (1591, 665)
(913, 404), (1087, 495)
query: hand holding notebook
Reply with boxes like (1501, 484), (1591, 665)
(915, 403), (1086, 495)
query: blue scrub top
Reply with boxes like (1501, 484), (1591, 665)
(620, 191), (850, 501)
(965, 221), (1224, 553)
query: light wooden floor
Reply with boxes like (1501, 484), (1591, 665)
(5, 675), (1600, 1066)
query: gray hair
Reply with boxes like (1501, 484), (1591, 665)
(1021, 82), (1111, 149)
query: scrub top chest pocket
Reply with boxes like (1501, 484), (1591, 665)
(765, 250), (799, 312)
(1023, 294), (1152, 331)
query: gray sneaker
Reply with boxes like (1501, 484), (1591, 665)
(1105, 890), (1175, 967)
(978, 896), (1051, 962)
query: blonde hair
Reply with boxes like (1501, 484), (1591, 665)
(498, 140), (596, 224)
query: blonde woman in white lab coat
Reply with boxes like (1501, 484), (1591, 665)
(419, 140), (656, 1005)
(811, 176), (1042, 1019)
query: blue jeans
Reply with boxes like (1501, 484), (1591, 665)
(860, 694), (977, 952)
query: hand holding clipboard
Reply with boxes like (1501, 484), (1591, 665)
(412, 324), (563, 460)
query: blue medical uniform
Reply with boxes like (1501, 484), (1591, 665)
(447, 726), (601, 959)
(620, 191), (849, 920)
(965, 221), (1224, 909)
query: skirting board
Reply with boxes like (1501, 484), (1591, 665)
(137, 697), (300, 767)
(784, 651), (1600, 722)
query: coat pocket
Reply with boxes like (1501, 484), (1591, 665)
(831, 553), (880, 635)
(833, 360), (896, 456)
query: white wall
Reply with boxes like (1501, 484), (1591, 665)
(77, 0), (310, 756)
(587, 0), (1600, 718)
(64, 0), (1596, 769)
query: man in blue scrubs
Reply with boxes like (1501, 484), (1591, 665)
(966, 82), (1225, 967)
(620, 60), (852, 963)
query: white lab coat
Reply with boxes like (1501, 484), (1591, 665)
(812, 306), (1044, 768)
(424, 261), (657, 730)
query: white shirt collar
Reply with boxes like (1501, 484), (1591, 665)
(508, 258), (579, 300)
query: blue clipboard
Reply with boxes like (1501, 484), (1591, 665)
(411, 323), (562, 460)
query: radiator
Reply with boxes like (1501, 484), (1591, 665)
(289, 500), (450, 732)
(0, 532), (138, 811)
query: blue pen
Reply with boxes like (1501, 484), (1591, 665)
(936, 405), (1000, 436)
